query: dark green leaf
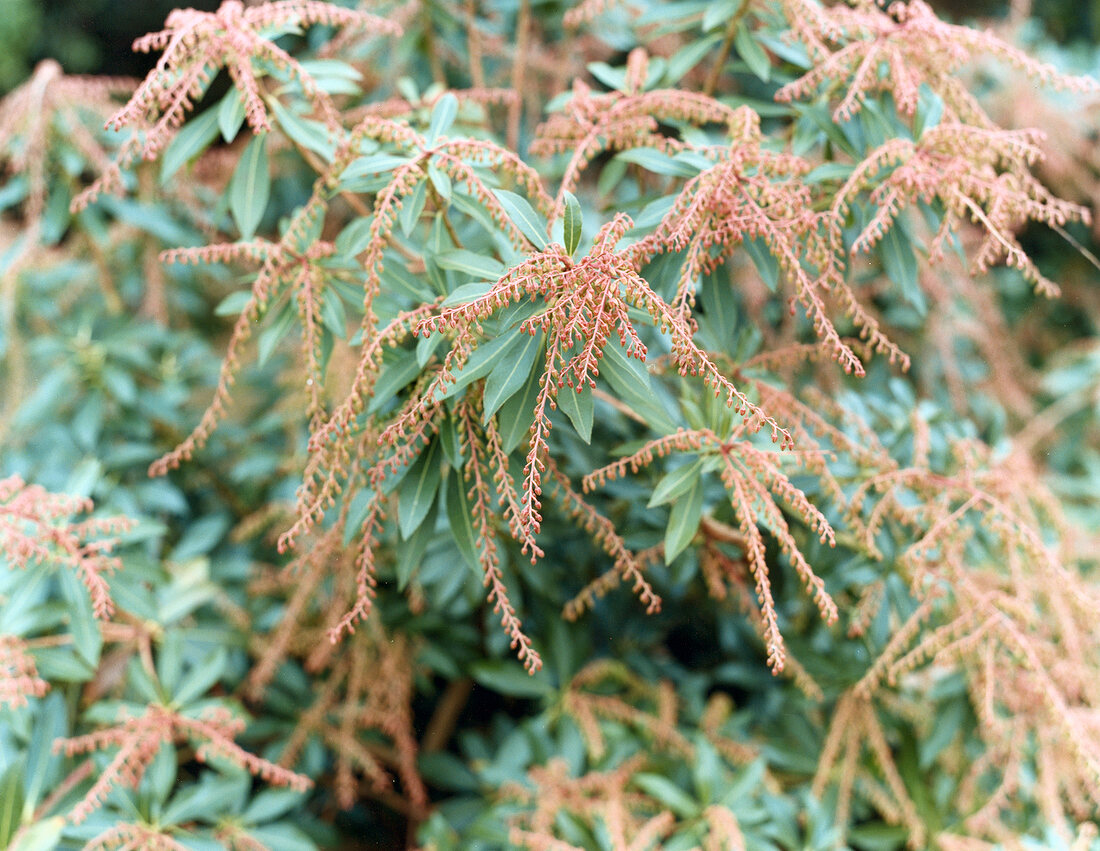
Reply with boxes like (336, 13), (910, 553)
(632, 773), (698, 817)
(664, 477), (703, 563)
(497, 345), (544, 453)
(734, 23), (771, 82)
(483, 331), (541, 422)
(160, 106), (221, 184)
(436, 250), (505, 280)
(446, 469), (481, 574)
(470, 660), (552, 698)
(879, 223), (925, 313)
(648, 459), (705, 507)
(600, 342), (677, 432)
(172, 648), (228, 707)
(229, 133), (270, 240)
(399, 437), (443, 539)
(743, 235), (780, 292)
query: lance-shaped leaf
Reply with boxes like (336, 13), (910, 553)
(492, 189), (548, 249)
(483, 332), (542, 422)
(665, 477), (703, 563)
(563, 192), (583, 257)
(229, 133), (270, 240)
(399, 436), (443, 538)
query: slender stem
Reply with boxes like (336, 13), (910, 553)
(422, 0), (447, 86)
(703, 3), (751, 97)
(427, 182), (465, 249)
(508, 0), (531, 152)
(465, 0), (485, 89)
(421, 677), (474, 752)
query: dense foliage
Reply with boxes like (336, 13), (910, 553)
(1, 1), (1099, 849)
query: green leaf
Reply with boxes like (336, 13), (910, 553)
(160, 106), (221, 184)
(24, 692), (66, 812)
(435, 324), (525, 402)
(162, 776), (242, 827)
(0, 764), (24, 848)
(615, 147), (702, 177)
(879, 223), (925, 313)
(229, 133), (270, 240)
(492, 189), (548, 249)
(665, 33), (724, 85)
(586, 61), (626, 92)
(648, 459), (705, 507)
(368, 347), (422, 413)
(664, 477), (703, 563)
(214, 290), (252, 316)
(743, 235), (780, 292)
(427, 163), (451, 201)
(435, 250), (505, 280)
(58, 567), (101, 668)
(339, 154), (411, 183)
(703, 0), (744, 32)
(269, 97), (335, 160)
(440, 281), (493, 307)
(557, 384), (593, 443)
(320, 288), (347, 338)
(246, 824), (317, 851)
(8, 818), (63, 851)
(399, 437), (443, 539)
(445, 469), (481, 574)
(563, 192), (583, 257)
(470, 660), (552, 698)
(257, 299), (296, 367)
(497, 344), (544, 453)
(241, 789), (308, 825)
(483, 331), (542, 422)
(632, 773), (699, 818)
(172, 647), (227, 707)
(734, 23), (771, 82)
(600, 342), (677, 432)
(218, 89), (247, 143)
(396, 500), (436, 589)
(399, 179), (428, 236)
(426, 92), (459, 145)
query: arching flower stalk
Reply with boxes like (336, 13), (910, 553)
(75, 0), (401, 208)
(775, 0), (1098, 126)
(833, 123), (1092, 296)
(58, 704), (311, 825)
